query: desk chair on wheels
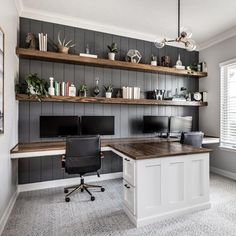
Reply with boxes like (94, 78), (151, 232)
(62, 135), (105, 202)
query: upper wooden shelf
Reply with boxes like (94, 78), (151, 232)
(16, 94), (208, 107)
(16, 48), (207, 78)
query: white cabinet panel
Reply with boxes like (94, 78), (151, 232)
(167, 161), (185, 204)
(123, 156), (136, 186)
(123, 180), (136, 215)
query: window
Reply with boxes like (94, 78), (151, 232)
(220, 59), (236, 149)
(0, 28), (3, 134)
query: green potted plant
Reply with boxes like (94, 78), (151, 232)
(107, 43), (118, 60)
(15, 73), (49, 101)
(104, 84), (113, 98)
(151, 54), (157, 66)
(79, 84), (88, 97)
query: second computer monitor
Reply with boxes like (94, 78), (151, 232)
(169, 116), (192, 133)
(143, 116), (169, 134)
(81, 116), (115, 135)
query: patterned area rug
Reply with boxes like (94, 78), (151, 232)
(2, 174), (236, 236)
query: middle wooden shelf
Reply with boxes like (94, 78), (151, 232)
(16, 94), (208, 107)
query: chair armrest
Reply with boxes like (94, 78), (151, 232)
(100, 152), (105, 159)
(61, 155), (66, 168)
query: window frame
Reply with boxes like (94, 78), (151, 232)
(219, 58), (236, 150)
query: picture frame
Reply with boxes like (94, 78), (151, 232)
(0, 27), (4, 134)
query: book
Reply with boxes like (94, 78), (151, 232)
(38, 33), (47, 51)
(61, 82), (65, 96)
(54, 81), (60, 96)
(79, 53), (98, 58)
(65, 82), (69, 96)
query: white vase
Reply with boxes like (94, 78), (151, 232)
(108, 52), (115, 60)
(105, 92), (112, 98)
(151, 61), (157, 66)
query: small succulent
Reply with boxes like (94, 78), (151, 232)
(79, 84), (88, 92)
(104, 84), (113, 93)
(57, 32), (75, 48)
(107, 43), (118, 53)
(151, 54), (157, 61)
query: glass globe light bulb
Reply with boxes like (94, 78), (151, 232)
(154, 38), (166, 49)
(186, 39), (197, 51)
(180, 26), (193, 39)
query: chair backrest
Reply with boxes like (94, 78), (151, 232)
(180, 132), (204, 148)
(65, 135), (101, 175)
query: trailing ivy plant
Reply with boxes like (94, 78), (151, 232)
(15, 73), (49, 101)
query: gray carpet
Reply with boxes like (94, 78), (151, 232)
(2, 174), (236, 236)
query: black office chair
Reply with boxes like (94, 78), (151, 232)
(62, 135), (105, 202)
(180, 131), (204, 148)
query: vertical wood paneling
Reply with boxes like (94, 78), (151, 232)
(18, 18), (200, 184)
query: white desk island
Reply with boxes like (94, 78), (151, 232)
(11, 138), (212, 227)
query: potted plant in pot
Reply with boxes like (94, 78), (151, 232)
(151, 54), (157, 66)
(79, 84), (88, 97)
(57, 32), (75, 54)
(107, 43), (118, 60)
(104, 84), (113, 98)
(15, 73), (49, 101)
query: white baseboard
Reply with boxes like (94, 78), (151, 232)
(210, 167), (236, 181)
(0, 190), (18, 235)
(18, 172), (123, 193)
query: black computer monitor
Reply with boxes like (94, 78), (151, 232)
(169, 116), (192, 133)
(143, 116), (169, 134)
(40, 116), (80, 138)
(81, 116), (115, 135)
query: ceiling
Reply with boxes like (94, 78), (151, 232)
(18, 0), (236, 49)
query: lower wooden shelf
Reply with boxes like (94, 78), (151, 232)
(16, 94), (208, 107)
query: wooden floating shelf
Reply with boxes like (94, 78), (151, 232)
(16, 94), (208, 107)
(16, 48), (207, 78)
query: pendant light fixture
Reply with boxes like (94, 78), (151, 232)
(154, 0), (196, 51)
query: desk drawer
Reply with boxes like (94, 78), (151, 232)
(123, 156), (136, 186)
(123, 180), (136, 215)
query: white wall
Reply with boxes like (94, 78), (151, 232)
(0, 0), (19, 229)
(200, 35), (236, 173)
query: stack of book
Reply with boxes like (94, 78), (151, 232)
(53, 81), (76, 96)
(38, 33), (47, 51)
(122, 87), (141, 99)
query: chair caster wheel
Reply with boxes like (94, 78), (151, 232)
(64, 189), (69, 193)
(101, 188), (105, 192)
(81, 188), (84, 192)
(65, 197), (70, 202)
(91, 196), (95, 201)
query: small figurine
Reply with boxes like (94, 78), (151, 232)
(86, 44), (90, 54)
(26, 33), (37, 49)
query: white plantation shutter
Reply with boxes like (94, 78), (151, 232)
(220, 59), (236, 149)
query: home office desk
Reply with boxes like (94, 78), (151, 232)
(10, 136), (218, 159)
(11, 137), (214, 227)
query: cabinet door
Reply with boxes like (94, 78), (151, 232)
(123, 156), (136, 186)
(123, 180), (136, 215)
(136, 158), (163, 217)
(188, 153), (209, 204)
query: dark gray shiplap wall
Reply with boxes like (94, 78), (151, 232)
(18, 17), (199, 184)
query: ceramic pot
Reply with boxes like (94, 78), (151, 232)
(58, 46), (69, 54)
(151, 61), (157, 66)
(105, 92), (112, 98)
(108, 52), (115, 60)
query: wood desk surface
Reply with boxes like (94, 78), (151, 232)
(11, 137), (211, 160)
(109, 142), (211, 160)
